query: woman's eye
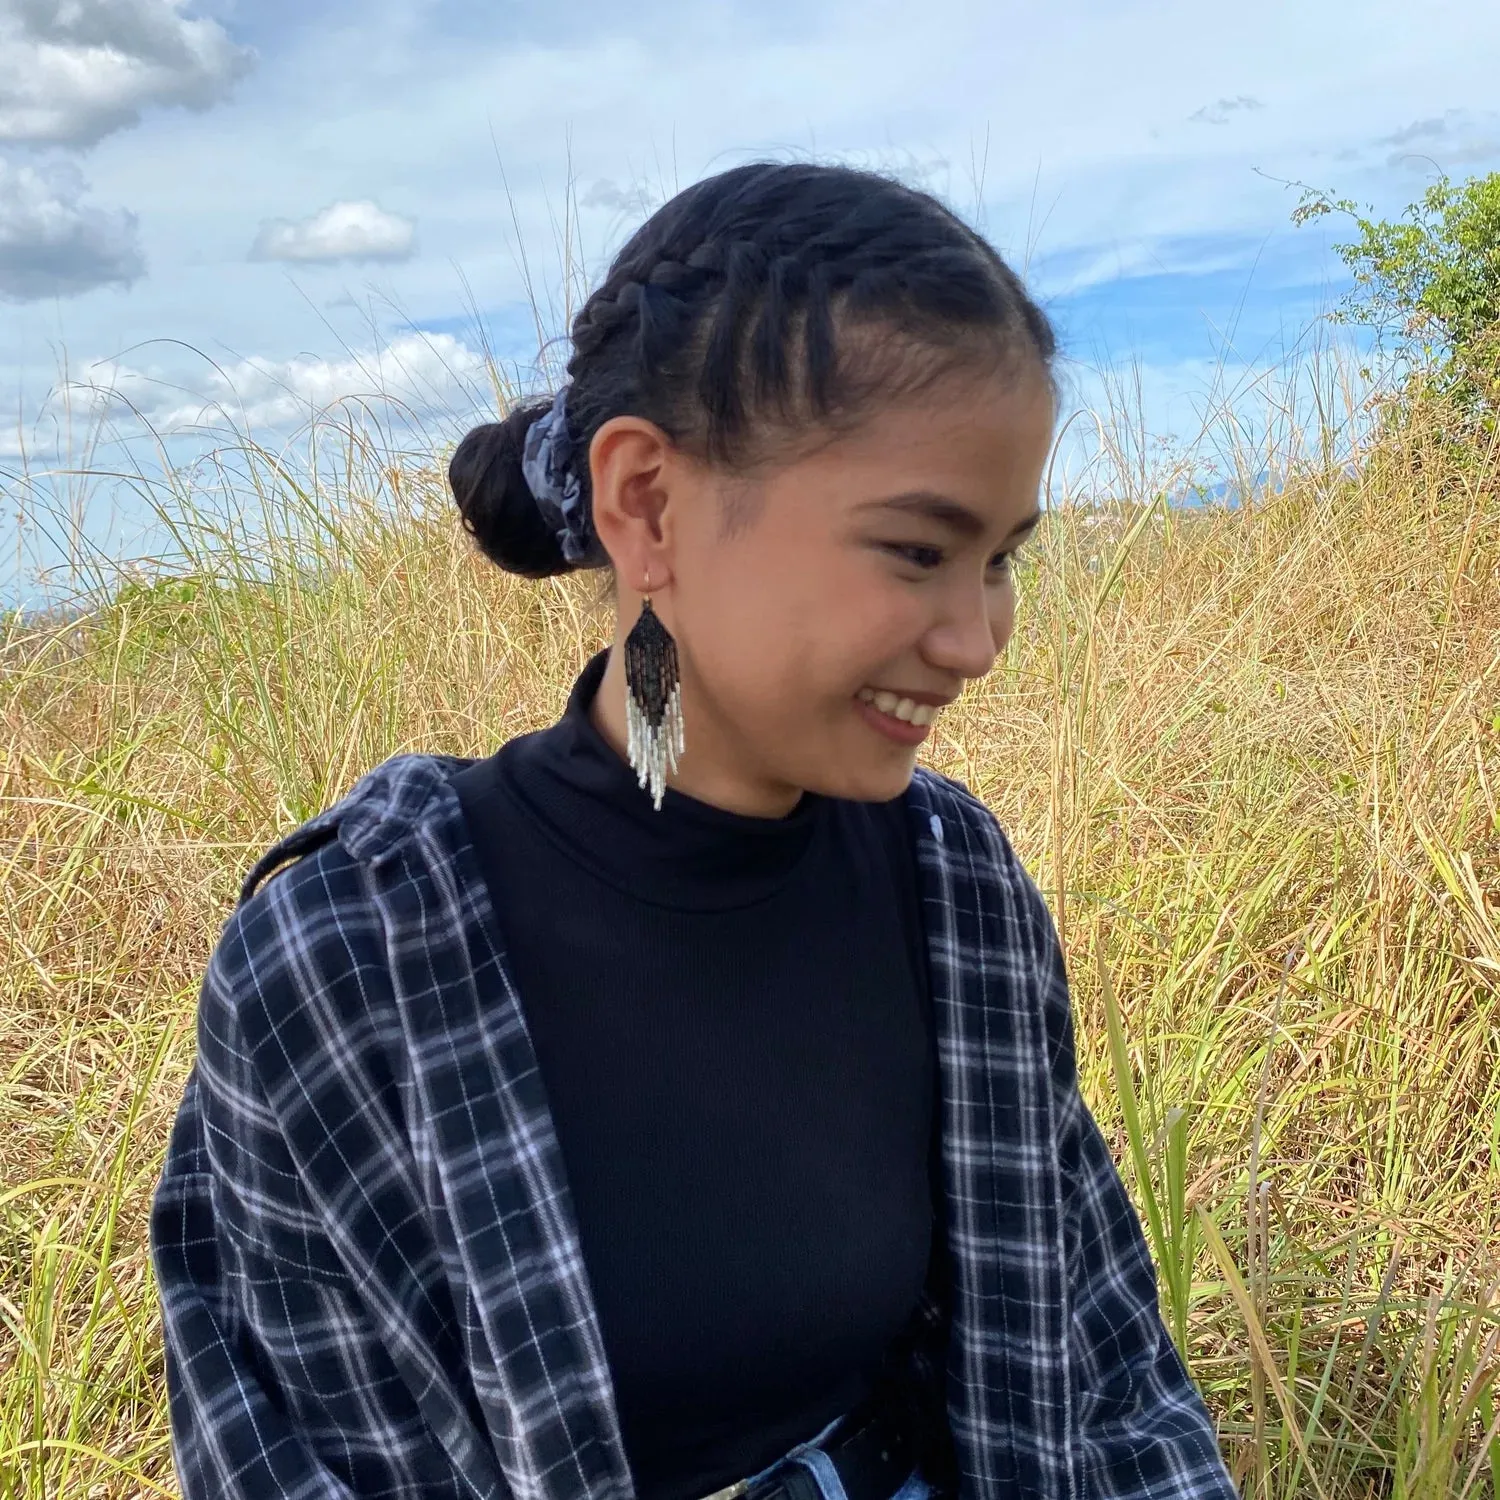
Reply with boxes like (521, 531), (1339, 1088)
(885, 543), (945, 569)
(883, 543), (1016, 573)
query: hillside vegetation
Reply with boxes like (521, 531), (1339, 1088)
(1, 354), (1498, 1498)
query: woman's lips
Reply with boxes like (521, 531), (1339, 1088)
(854, 692), (934, 745)
(857, 686), (939, 725)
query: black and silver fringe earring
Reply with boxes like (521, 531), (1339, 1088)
(623, 572), (684, 811)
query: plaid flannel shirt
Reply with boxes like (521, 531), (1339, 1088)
(150, 752), (1237, 1500)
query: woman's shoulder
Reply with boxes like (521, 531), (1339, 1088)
(238, 750), (473, 907)
(208, 751), (474, 1045)
(905, 765), (1055, 938)
(906, 764), (1023, 866)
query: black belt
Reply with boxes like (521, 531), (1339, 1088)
(722, 1396), (919, 1500)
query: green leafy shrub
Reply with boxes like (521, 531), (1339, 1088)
(1295, 171), (1500, 432)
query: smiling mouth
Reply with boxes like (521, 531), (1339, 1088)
(855, 686), (940, 728)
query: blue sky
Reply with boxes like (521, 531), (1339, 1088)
(2, 0), (1499, 608)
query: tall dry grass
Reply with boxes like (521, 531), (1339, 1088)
(0, 363), (1497, 1499)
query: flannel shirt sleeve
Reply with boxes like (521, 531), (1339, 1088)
(1018, 871), (1239, 1499)
(149, 893), (467, 1500)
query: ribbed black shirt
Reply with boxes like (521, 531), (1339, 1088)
(450, 648), (937, 1500)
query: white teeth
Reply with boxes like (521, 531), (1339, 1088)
(859, 687), (939, 728)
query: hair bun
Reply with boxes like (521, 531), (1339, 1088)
(449, 401), (575, 578)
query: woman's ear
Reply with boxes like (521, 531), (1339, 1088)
(587, 415), (679, 588)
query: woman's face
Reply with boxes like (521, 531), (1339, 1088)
(594, 363), (1055, 817)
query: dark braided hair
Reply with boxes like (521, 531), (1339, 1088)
(450, 161), (1057, 578)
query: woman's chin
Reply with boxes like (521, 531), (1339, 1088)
(809, 752), (918, 805)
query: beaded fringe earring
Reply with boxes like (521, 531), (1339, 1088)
(623, 575), (685, 811)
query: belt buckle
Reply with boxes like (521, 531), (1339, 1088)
(699, 1481), (751, 1500)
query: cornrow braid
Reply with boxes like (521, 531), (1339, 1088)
(450, 160), (1056, 578)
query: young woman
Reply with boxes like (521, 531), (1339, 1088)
(151, 161), (1237, 1500)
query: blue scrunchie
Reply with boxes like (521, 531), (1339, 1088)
(520, 386), (608, 567)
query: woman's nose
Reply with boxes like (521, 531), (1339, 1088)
(922, 582), (1004, 682)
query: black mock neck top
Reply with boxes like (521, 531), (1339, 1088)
(450, 647), (937, 1500)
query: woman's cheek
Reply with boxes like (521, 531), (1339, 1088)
(990, 582), (1017, 651)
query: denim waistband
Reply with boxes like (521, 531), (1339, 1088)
(731, 1412), (932, 1500)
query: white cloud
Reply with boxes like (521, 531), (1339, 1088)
(0, 156), (143, 299)
(1189, 95), (1265, 126)
(77, 330), (489, 433)
(0, 0), (253, 148)
(579, 178), (660, 214)
(1375, 109), (1500, 170)
(249, 200), (417, 264)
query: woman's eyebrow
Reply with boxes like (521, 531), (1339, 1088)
(859, 490), (1043, 543)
